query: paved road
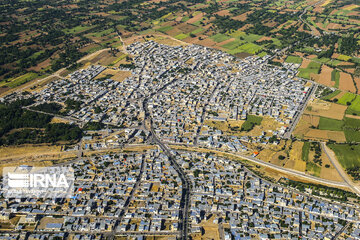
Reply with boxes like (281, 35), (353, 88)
(143, 98), (191, 239)
(171, 145), (350, 189)
(332, 222), (351, 240)
(321, 142), (360, 196)
(24, 107), (86, 128)
(283, 83), (317, 139)
(299, 4), (317, 35)
(141, 71), (192, 239)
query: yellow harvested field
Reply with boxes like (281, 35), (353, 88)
(304, 129), (346, 142)
(186, 12), (205, 24)
(258, 148), (278, 163)
(228, 120), (245, 129)
(0, 145), (61, 161)
(124, 34), (188, 47)
(339, 72), (356, 93)
(284, 141), (306, 172)
(343, 4), (359, 10)
(299, 58), (311, 68)
(247, 117), (283, 137)
(327, 131), (346, 142)
(95, 68), (131, 82)
(304, 99), (346, 120)
(304, 114), (320, 126)
(204, 120), (229, 132)
(320, 150), (343, 182)
(321, 0), (332, 7)
(317, 65), (335, 87)
(305, 129), (328, 139)
(51, 117), (72, 124)
(345, 114), (360, 120)
(197, 216), (220, 240)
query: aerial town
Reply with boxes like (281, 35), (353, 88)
(1, 150), (360, 239)
(1, 41), (359, 240)
(3, 41), (312, 144)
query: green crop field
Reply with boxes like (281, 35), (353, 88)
(327, 59), (342, 67)
(181, 16), (190, 22)
(257, 52), (267, 57)
(1, 73), (41, 88)
(191, 28), (204, 35)
(285, 56), (302, 64)
(229, 30), (246, 38)
(331, 69), (340, 88)
(307, 61), (322, 71)
(64, 25), (95, 34)
(344, 130), (360, 142)
(210, 33), (231, 43)
(241, 33), (263, 42)
(302, 142), (310, 161)
(157, 26), (173, 33)
(238, 43), (262, 54)
(344, 117), (360, 128)
(89, 28), (115, 38)
(337, 54), (352, 61)
(221, 39), (245, 50)
(346, 96), (360, 115)
(298, 68), (316, 79)
(328, 144), (360, 169)
(351, 57), (360, 64)
(343, 117), (360, 142)
(241, 115), (263, 131)
(298, 61), (321, 79)
(175, 33), (189, 40)
(306, 162), (321, 177)
(318, 117), (344, 131)
(338, 92), (356, 105)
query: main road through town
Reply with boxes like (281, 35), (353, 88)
(141, 72), (192, 239)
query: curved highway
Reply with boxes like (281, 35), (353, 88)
(170, 145), (352, 190)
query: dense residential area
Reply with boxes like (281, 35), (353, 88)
(1, 0), (360, 239)
(0, 40), (360, 239)
(1, 150), (360, 239)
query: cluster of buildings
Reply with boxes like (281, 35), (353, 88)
(1, 149), (359, 239)
(3, 41), (308, 145)
(176, 151), (360, 240)
(0, 150), (182, 239)
(1, 41), (358, 239)
(127, 41), (308, 145)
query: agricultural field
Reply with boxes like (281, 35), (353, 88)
(296, 96), (360, 143)
(297, 61), (322, 80)
(285, 56), (302, 64)
(304, 99), (347, 120)
(0, 73), (42, 88)
(337, 92), (357, 105)
(210, 34), (231, 43)
(95, 68), (131, 82)
(328, 144), (360, 169)
(318, 117), (344, 131)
